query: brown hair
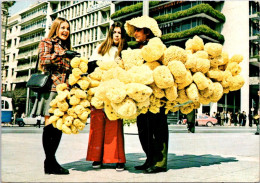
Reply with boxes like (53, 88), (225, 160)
(98, 21), (126, 57)
(48, 17), (71, 49)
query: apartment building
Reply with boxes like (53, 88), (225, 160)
(111, 1), (260, 119)
(4, 1), (113, 115)
(50, 1), (112, 58)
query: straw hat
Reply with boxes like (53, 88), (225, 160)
(124, 15), (162, 38)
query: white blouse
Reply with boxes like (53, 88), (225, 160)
(89, 44), (118, 62)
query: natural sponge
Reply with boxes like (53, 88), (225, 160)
(153, 65), (174, 89)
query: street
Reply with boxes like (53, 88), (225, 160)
(1, 124), (259, 182)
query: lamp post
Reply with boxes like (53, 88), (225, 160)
(25, 53), (32, 116)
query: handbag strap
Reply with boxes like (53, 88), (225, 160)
(34, 40), (55, 74)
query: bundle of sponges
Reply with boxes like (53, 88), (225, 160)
(87, 35), (245, 116)
(48, 56), (91, 134)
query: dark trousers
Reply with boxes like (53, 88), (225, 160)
(136, 108), (168, 168)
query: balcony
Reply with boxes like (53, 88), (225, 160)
(13, 76), (29, 83)
(100, 17), (109, 27)
(17, 49), (38, 60)
(15, 62), (37, 72)
(19, 10), (47, 26)
(249, 12), (260, 21)
(249, 77), (260, 85)
(18, 36), (43, 49)
(19, 24), (46, 37)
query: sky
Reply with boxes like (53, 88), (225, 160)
(9, 0), (34, 16)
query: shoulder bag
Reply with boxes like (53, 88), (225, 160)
(26, 54), (52, 93)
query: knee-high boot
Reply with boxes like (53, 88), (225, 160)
(42, 124), (69, 174)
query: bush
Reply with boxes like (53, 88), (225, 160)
(161, 25), (225, 43)
(111, 1), (160, 19)
(154, 3), (225, 23)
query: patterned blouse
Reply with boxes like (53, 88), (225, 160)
(38, 37), (71, 92)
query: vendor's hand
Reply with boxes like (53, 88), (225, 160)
(65, 50), (81, 58)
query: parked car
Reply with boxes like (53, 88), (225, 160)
(16, 116), (45, 127)
(196, 114), (218, 127)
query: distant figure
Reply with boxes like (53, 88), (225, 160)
(227, 111), (231, 126)
(187, 110), (195, 133)
(242, 111), (247, 126)
(216, 111), (221, 126)
(21, 112), (25, 118)
(220, 111), (225, 126)
(212, 112), (216, 118)
(233, 112), (238, 126)
(238, 111), (243, 126)
(36, 115), (41, 128)
(249, 113), (253, 127)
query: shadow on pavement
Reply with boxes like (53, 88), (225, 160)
(61, 153), (238, 173)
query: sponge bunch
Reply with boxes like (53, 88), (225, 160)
(86, 60), (154, 120)
(48, 57), (91, 134)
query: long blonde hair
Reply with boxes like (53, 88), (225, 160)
(98, 21), (126, 57)
(48, 17), (71, 49)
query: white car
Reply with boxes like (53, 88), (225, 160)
(16, 116), (45, 127)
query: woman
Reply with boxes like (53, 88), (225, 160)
(35, 17), (79, 174)
(86, 21), (127, 171)
(124, 15), (168, 173)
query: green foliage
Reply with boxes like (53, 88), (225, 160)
(154, 3), (225, 23)
(111, 1), (160, 19)
(123, 118), (137, 126)
(127, 41), (139, 49)
(161, 25), (225, 44)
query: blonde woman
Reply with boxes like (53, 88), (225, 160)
(35, 17), (79, 174)
(86, 21), (127, 171)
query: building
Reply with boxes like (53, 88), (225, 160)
(4, 1), (113, 115)
(1, 1), (16, 92)
(3, 1), (259, 122)
(111, 1), (260, 122)
(50, 1), (111, 58)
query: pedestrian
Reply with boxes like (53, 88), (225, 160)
(227, 111), (231, 126)
(36, 115), (41, 128)
(238, 111), (243, 126)
(187, 110), (195, 133)
(86, 21), (127, 172)
(124, 15), (168, 173)
(249, 113), (253, 127)
(212, 112), (216, 118)
(33, 17), (79, 175)
(220, 111), (225, 126)
(242, 111), (247, 126)
(254, 113), (260, 135)
(216, 111), (221, 126)
(233, 112), (238, 126)
(21, 112), (25, 118)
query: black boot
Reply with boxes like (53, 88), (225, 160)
(43, 124), (69, 174)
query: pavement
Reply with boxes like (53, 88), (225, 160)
(1, 124), (259, 182)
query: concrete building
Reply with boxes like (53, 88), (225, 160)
(1, 1), (16, 92)
(111, 1), (259, 122)
(3, 1), (259, 122)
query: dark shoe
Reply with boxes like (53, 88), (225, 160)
(134, 162), (149, 170)
(44, 159), (69, 174)
(145, 166), (167, 173)
(255, 132), (259, 135)
(92, 161), (102, 169)
(116, 163), (125, 171)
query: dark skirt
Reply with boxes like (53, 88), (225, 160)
(31, 92), (57, 116)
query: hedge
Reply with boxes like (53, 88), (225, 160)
(154, 3), (225, 23)
(111, 1), (160, 19)
(161, 25), (225, 44)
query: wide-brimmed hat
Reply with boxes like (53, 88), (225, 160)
(124, 15), (162, 38)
